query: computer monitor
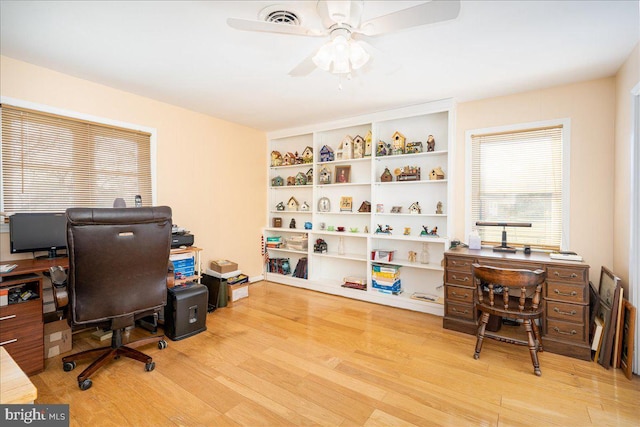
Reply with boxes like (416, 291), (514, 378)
(9, 212), (67, 259)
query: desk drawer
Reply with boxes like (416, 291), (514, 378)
(546, 266), (588, 284)
(479, 261), (544, 271)
(545, 300), (588, 324)
(445, 257), (473, 273)
(545, 282), (587, 304)
(446, 285), (474, 303)
(545, 318), (587, 344)
(445, 271), (474, 288)
(445, 301), (475, 321)
(0, 300), (42, 329)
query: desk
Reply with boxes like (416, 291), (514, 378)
(443, 248), (591, 361)
(0, 258), (67, 376)
(0, 346), (37, 403)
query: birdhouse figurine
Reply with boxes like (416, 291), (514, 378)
(358, 201), (371, 213)
(364, 130), (373, 156)
(286, 176), (295, 186)
(408, 202), (421, 214)
(319, 166), (331, 184)
(271, 150), (283, 166)
(429, 166), (445, 180)
(271, 176), (284, 187)
(275, 201), (285, 211)
(406, 141), (423, 154)
(283, 152), (296, 166)
(380, 167), (393, 182)
(319, 145), (334, 162)
(336, 135), (354, 160)
(295, 172), (307, 186)
(301, 146), (314, 163)
(300, 201), (310, 211)
(353, 135), (365, 159)
(391, 131), (406, 155)
(377, 140), (390, 156)
(306, 168), (313, 184)
(287, 197), (299, 211)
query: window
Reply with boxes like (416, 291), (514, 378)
(466, 120), (569, 251)
(1, 104), (153, 215)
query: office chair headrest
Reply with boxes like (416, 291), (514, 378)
(66, 206), (172, 226)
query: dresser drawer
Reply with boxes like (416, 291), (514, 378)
(445, 301), (475, 321)
(545, 282), (587, 304)
(445, 256), (473, 273)
(446, 285), (474, 303)
(545, 300), (588, 324)
(445, 271), (474, 288)
(546, 266), (588, 284)
(545, 318), (587, 344)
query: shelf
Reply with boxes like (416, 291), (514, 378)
(317, 182), (371, 188)
(315, 212), (370, 216)
(269, 210), (312, 214)
(317, 157), (371, 166)
(374, 179), (448, 186)
(270, 163), (313, 170)
(264, 227), (309, 233)
(267, 247), (308, 255)
(312, 252), (367, 261)
(312, 230), (368, 237)
(373, 150), (448, 161)
(270, 185), (313, 189)
(375, 213), (446, 217)
(371, 234), (448, 243)
(371, 259), (444, 271)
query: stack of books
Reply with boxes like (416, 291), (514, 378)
(266, 236), (283, 249)
(371, 264), (401, 295)
(341, 276), (367, 291)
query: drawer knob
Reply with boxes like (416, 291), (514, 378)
(451, 291), (469, 299)
(553, 307), (577, 316)
(0, 338), (18, 346)
(554, 272), (578, 279)
(553, 327), (577, 336)
(452, 275), (469, 282)
(554, 289), (578, 297)
(452, 308), (469, 314)
(0, 314), (17, 321)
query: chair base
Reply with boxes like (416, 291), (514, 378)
(62, 329), (167, 390)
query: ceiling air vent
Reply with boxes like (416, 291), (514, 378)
(259, 6), (300, 26)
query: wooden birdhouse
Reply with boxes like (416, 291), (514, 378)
(364, 130), (372, 156)
(271, 176), (284, 187)
(302, 146), (314, 163)
(283, 152), (296, 166)
(377, 140), (390, 156)
(408, 202), (422, 214)
(336, 135), (354, 160)
(300, 201), (310, 211)
(319, 145), (334, 162)
(353, 135), (365, 159)
(380, 167), (393, 182)
(319, 166), (331, 184)
(286, 176), (296, 186)
(295, 172), (307, 186)
(275, 201), (285, 211)
(271, 150), (283, 167)
(406, 141), (423, 154)
(306, 168), (313, 184)
(391, 131), (406, 155)
(287, 197), (299, 211)
(429, 166), (445, 180)
(358, 201), (371, 213)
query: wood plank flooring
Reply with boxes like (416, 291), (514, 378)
(31, 281), (640, 426)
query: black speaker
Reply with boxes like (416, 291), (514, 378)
(164, 283), (208, 341)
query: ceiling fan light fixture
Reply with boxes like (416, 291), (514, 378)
(349, 40), (369, 70)
(312, 43), (334, 71)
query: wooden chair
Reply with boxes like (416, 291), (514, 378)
(472, 263), (547, 376)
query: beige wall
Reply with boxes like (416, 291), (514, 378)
(455, 78), (617, 284)
(613, 43), (639, 294)
(0, 56), (267, 278)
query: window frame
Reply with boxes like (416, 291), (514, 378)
(464, 118), (571, 251)
(0, 96), (157, 232)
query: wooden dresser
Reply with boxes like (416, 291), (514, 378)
(443, 248), (591, 361)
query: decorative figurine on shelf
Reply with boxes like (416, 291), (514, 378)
(275, 201), (285, 211)
(380, 167), (393, 182)
(408, 251), (417, 262)
(271, 176), (284, 187)
(295, 172), (307, 186)
(353, 135), (365, 159)
(375, 224), (393, 234)
(319, 145), (335, 162)
(287, 197), (299, 211)
(429, 166), (445, 180)
(436, 201), (443, 214)
(377, 140), (390, 156)
(364, 225), (369, 233)
(283, 152), (296, 166)
(300, 201), (310, 211)
(319, 166), (331, 185)
(286, 176), (296, 186)
(427, 135), (436, 152)
(336, 135), (354, 160)
(306, 168), (313, 184)
(294, 151), (304, 164)
(404, 227), (411, 235)
(358, 201), (371, 213)
(391, 206), (402, 213)
(408, 202), (421, 214)
(317, 197), (330, 212)
(406, 141), (423, 154)
(364, 130), (373, 157)
(271, 150), (283, 167)
(420, 226), (439, 237)
(391, 131), (406, 155)
(396, 165), (420, 181)
(273, 217), (282, 228)
(302, 146), (314, 163)
(304, 221), (312, 230)
(314, 239), (328, 254)
(289, 218), (296, 229)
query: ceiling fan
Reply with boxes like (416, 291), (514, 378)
(227, 0), (461, 77)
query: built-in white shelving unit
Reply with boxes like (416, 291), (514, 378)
(265, 100), (454, 316)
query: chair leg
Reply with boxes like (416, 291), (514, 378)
(531, 318), (543, 352)
(524, 319), (541, 376)
(474, 312), (490, 360)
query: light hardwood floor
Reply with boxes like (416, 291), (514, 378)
(32, 281), (640, 426)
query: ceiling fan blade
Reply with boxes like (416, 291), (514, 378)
(288, 54), (318, 77)
(359, 0), (460, 36)
(227, 18), (323, 37)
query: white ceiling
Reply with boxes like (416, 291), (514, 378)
(1, 1), (638, 132)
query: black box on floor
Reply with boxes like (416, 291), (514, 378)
(164, 282), (208, 341)
(201, 273), (227, 311)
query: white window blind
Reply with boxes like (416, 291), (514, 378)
(1, 104), (152, 214)
(470, 125), (564, 250)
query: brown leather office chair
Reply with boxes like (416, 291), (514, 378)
(472, 263), (547, 376)
(61, 206), (172, 390)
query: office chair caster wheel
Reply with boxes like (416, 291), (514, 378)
(63, 361), (76, 372)
(78, 379), (92, 391)
(158, 340), (168, 350)
(145, 361), (155, 372)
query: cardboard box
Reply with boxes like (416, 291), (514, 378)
(210, 259), (238, 274)
(44, 319), (72, 358)
(228, 283), (249, 306)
